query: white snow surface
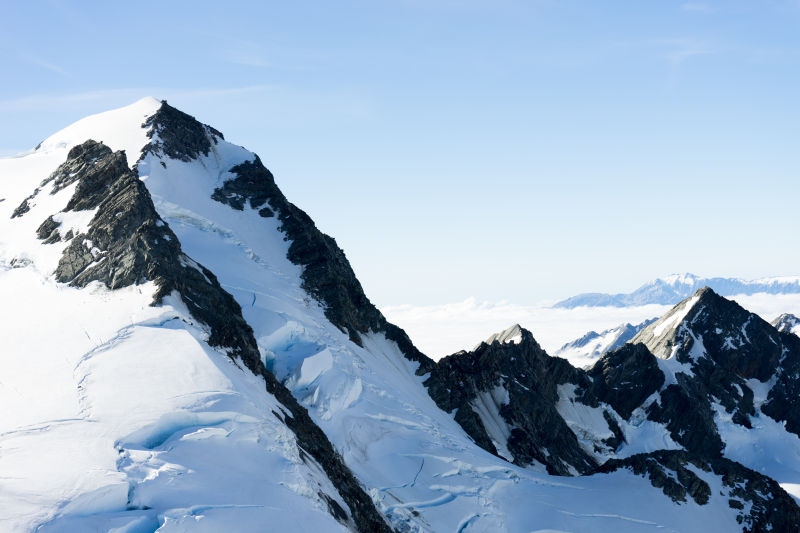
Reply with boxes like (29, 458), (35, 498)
(0, 98), (770, 532)
(469, 385), (514, 462)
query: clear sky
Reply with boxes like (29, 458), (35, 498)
(2, 0), (799, 307)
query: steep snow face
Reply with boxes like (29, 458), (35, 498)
(38, 97), (161, 163)
(1, 99), (793, 532)
(469, 384), (514, 462)
(555, 318), (656, 368)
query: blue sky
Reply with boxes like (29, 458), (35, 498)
(1, 0), (799, 306)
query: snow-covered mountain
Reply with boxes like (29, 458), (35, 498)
(554, 273), (800, 308)
(0, 98), (387, 533)
(554, 318), (656, 368)
(2, 98), (799, 532)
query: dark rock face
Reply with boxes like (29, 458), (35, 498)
(597, 451), (800, 533)
(210, 155), (434, 375)
(36, 216), (61, 243)
(646, 377), (726, 458)
(11, 193), (34, 218)
(670, 288), (782, 381)
(36, 139), (391, 533)
(762, 331), (800, 436)
(139, 101), (223, 163)
(579, 343), (664, 419)
(425, 328), (597, 475)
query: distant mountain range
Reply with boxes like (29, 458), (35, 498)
(554, 318), (657, 368)
(554, 273), (800, 308)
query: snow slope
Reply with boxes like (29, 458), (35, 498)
(0, 98), (788, 532)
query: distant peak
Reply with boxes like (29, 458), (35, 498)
(661, 273), (700, 285)
(773, 313), (800, 334)
(554, 274), (800, 309)
(693, 285), (717, 299)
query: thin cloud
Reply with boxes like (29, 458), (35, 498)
(667, 47), (714, 65)
(21, 53), (67, 76)
(0, 86), (274, 113)
(658, 38), (715, 65)
(681, 2), (714, 13)
(380, 294), (800, 360)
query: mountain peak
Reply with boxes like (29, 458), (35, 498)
(134, 95), (162, 107)
(483, 323), (528, 346)
(773, 313), (800, 335)
(632, 286), (724, 359)
(660, 272), (700, 285)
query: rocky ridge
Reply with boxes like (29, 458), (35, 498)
(423, 289), (800, 530)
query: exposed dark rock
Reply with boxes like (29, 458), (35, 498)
(43, 139), (392, 533)
(597, 450), (710, 505)
(139, 100), (223, 163)
(424, 327), (597, 475)
(646, 379), (725, 458)
(627, 288), (800, 453)
(597, 450), (800, 532)
(601, 410), (626, 449)
(12, 140), (129, 220)
(36, 215), (61, 243)
(579, 343), (664, 419)
(11, 190), (36, 218)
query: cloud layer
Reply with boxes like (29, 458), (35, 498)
(381, 293), (800, 361)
